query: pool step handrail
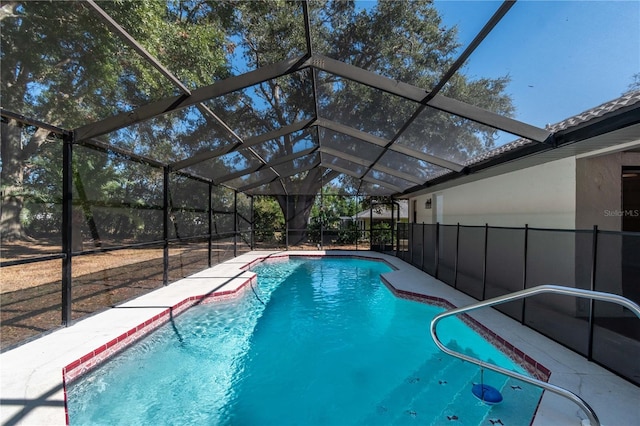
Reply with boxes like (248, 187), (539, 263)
(430, 284), (640, 426)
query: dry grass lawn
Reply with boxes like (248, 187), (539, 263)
(0, 240), (233, 350)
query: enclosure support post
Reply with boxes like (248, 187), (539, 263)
(521, 224), (529, 324)
(391, 202), (395, 253)
(61, 131), (74, 326)
(250, 195), (255, 250)
(410, 222), (414, 264)
(208, 182), (213, 268)
(453, 223), (460, 289)
(482, 223), (489, 300)
(355, 196), (359, 251)
(319, 187), (324, 250)
(588, 225), (598, 360)
(233, 191), (238, 258)
(435, 222), (440, 279)
(163, 167), (169, 286)
(421, 223), (425, 271)
(391, 201), (400, 250)
(285, 194), (289, 250)
(369, 204), (373, 251)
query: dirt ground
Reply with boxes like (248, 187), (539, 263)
(0, 239), (370, 351)
(0, 240), (235, 351)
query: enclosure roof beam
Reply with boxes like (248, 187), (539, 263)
(195, 104), (244, 144)
(88, 0), (281, 182)
(370, 164), (425, 185)
(0, 108), (70, 136)
(424, 1), (515, 103)
(88, 0), (244, 148)
(320, 146), (424, 185)
(217, 146), (318, 184)
(357, 1), (516, 190)
(170, 118), (314, 171)
(359, 176), (404, 195)
(318, 146), (372, 168)
(86, 0), (192, 96)
(321, 169), (342, 187)
(302, 1), (314, 59)
(387, 144), (464, 172)
(261, 146), (318, 169)
(236, 173), (280, 193)
(87, 0), (297, 185)
(315, 117), (464, 172)
(215, 164), (263, 185)
(237, 159), (320, 193)
(74, 55), (311, 141)
(310, 53), (551, 143)
(171, 143), (237, 172)
(243, 118), (315, 149)
(315, 117), (388, 147)
(321, 163), (403, 194)
(80, 138), (166, 169)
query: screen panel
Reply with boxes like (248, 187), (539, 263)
(1, 1), (179, 129)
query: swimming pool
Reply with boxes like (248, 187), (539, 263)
(66, 257), (543, 425)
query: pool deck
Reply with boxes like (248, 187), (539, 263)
(1, 250), (638, 425)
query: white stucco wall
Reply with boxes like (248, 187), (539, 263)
(410, 157), (577, 228)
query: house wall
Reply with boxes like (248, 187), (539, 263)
(410, 156), (576, 228)
(576, 151), (640, 231)
(407, 148), (640, 319)
(575, 150), (640, 315)
(408, 156), (578, 317)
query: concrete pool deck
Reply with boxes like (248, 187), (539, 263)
(1, 250), (638, 425)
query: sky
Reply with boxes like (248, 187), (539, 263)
(359, 0), (640, 145)
(433, 1), (640, 133)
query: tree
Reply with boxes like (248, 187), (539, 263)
(218, 0), (514, 243)
(253, 195), (284, 244)
(1, 0), (232, 240)
(625, 72), (640, 95)
(2, 0), (515, 246)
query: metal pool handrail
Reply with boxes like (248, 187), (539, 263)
(430, 284), (640, 426)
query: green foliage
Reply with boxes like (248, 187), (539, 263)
(253, 195), (284, 243)
(371, 222), (392, 246)
(1, 0), (233, 239)
(336, 221), (359, 245)
(1, 0), (516, 240)
(1, 0), (231, 128)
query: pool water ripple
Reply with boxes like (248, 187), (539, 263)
(67, 257), (542, 425)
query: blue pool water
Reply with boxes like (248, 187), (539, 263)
(67, 257), (542, 425)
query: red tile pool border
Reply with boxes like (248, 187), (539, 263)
(62, 252), (549, 424)
(381, 276), (551, 383)
(63, 253), (392, 390)
(61, 276), (253, 424)
(62, 284), (252, 382)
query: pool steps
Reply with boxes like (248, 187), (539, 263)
(430, 284), (640, 426)
(358, 352), (539, 425)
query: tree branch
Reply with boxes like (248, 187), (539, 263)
(21, 128), (51, 161)
(0, 2), (18, 21)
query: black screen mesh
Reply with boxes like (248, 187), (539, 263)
(592, 231), (640, 384)
(410, 223), (423, 267)
(456, 226), (485, 300)
(485, 227), (525, 321)
(524, 229), (593, 356)
(437, 225), (457, 286)
(422, 224), (437, 276)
